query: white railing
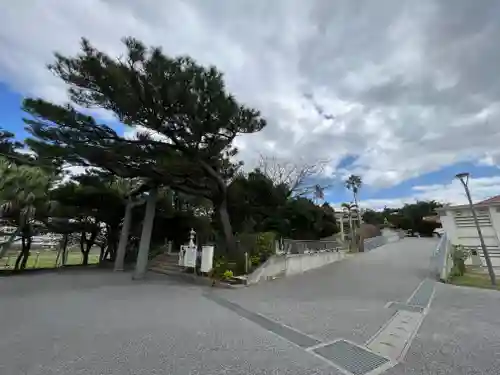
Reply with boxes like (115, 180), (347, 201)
(278, 239), (344, 255)
(432, 233), (454, 281)
(363, 236), (387, 251)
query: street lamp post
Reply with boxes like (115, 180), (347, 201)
(455, 172), (496, 286)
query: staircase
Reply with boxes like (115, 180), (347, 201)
(149, 253), (184, 276)
(148, 252), (246, 287)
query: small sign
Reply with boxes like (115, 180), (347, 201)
(183, 245), (197, 268)
(201, 246), (214, 273)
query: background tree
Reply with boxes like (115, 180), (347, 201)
(362, 209), (384, 226)
(0, 128), (23, 160)
(0, 158), (57, 269)
(361, 201), (443, 236)
(49, 173), (142, 264)
(341, 202), (356, 243)
(345, 175), (362, 224)
(258, 155), (330, 197)
(225, 168), (338, 240)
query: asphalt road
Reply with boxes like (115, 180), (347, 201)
(1, 239), (499, 374)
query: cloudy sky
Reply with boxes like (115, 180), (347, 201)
(1, 0), (500, 209)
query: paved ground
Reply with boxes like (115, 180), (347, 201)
(1, 238), (499, 374)
(385, 282), (500, 375)
(214, 238), (436, 344)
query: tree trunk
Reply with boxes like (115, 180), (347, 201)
(61, 234), (69, 266)
(106, 224), (119, 262)
(80, 232), (90, 265)
(15, 235), (32, 270)
(56, 233), (69, 267)
(82, 251), (89, 266)
(99, 243), (106, 264)
(80, 227), (99, 266)
(20, 236), (32, 269)
(217, 198), (240, 257)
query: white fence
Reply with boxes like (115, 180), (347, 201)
(431, 233), (454, 281)
(363, 230), (404, 252)
(278, 239), (344, 255)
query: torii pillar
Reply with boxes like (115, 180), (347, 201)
(133, 188), (158, 280)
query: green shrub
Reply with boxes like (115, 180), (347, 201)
(451, 245), (470, 276)
(255, 232), (276, 257)
(233, 231), (277, 272)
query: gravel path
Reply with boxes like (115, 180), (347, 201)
(0, 270), (343, 375)
(1, 238), (499, 374)
(385, 282), (500, 375)
(214, 238), (437, 344)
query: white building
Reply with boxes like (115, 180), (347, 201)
(436, 195), (500, 270)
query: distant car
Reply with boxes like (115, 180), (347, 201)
(433, 228), (445, 238)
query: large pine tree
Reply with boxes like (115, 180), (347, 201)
(23, 37), (266, 256)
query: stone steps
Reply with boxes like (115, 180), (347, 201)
(148, 252), (247, 287)
(149, 253), (183, 276)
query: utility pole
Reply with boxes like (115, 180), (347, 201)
(456, 172), (496, 286)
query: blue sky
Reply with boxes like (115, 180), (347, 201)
(2, 1), (500, 210)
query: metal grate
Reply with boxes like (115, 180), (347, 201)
(204, 293), (320, 348)
(407, 279), (435, 308)
(387, 302), (424, 313)
(313, 340), (389, 375)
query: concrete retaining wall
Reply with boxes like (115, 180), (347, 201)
(247, 250), (348, 285)
(364, 229), (404, 252)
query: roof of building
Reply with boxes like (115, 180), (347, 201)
(436, 194), (500, 212)
(476, 195), (500, 205)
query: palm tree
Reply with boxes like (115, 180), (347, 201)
(345, 175), (362, 225)
(341, 202), (357, 247)
(0, 158), (56, 270)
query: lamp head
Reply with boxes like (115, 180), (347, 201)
(455, 172), (470, 180)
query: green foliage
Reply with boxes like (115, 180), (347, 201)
(345, 175), (362, 195)
(451, 245), (470, 277)
(361, 201), (443, 235)
(0, 128), (35, 166)
(362, 209), (385, 226)
(255, 232), (276, 256)
(210, 257), (232, 279)
(251, 232), (275, 268)
(0, 158), (58, 269)
(225, 168), (338, 240)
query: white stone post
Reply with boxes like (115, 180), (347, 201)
(201, 245), (214, 273)
(114, 199), (133, 271)
(189, 228), (196, 247)
(133, 188), (158, 280)
(183, 228), (197, 268)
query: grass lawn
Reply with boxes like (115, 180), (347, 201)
(0, 249), (100, 270)
(450, 266), (500, 291)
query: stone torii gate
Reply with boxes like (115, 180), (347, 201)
(113, 185), (158, 279)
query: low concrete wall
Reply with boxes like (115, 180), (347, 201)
(431, 233), (454, 282)
(247, 250), (348, 285)
(364, 229), (404, 251)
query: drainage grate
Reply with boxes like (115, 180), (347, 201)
(387, 302), (424, 313)
(407, 279), (435, 308)
(313, 340), (389, 375)
(204, 293), (321, 348)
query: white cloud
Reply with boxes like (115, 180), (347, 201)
(123, 126), (168, 142)
(1, 0), (500, 189)
(357, 176), (500, 211)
